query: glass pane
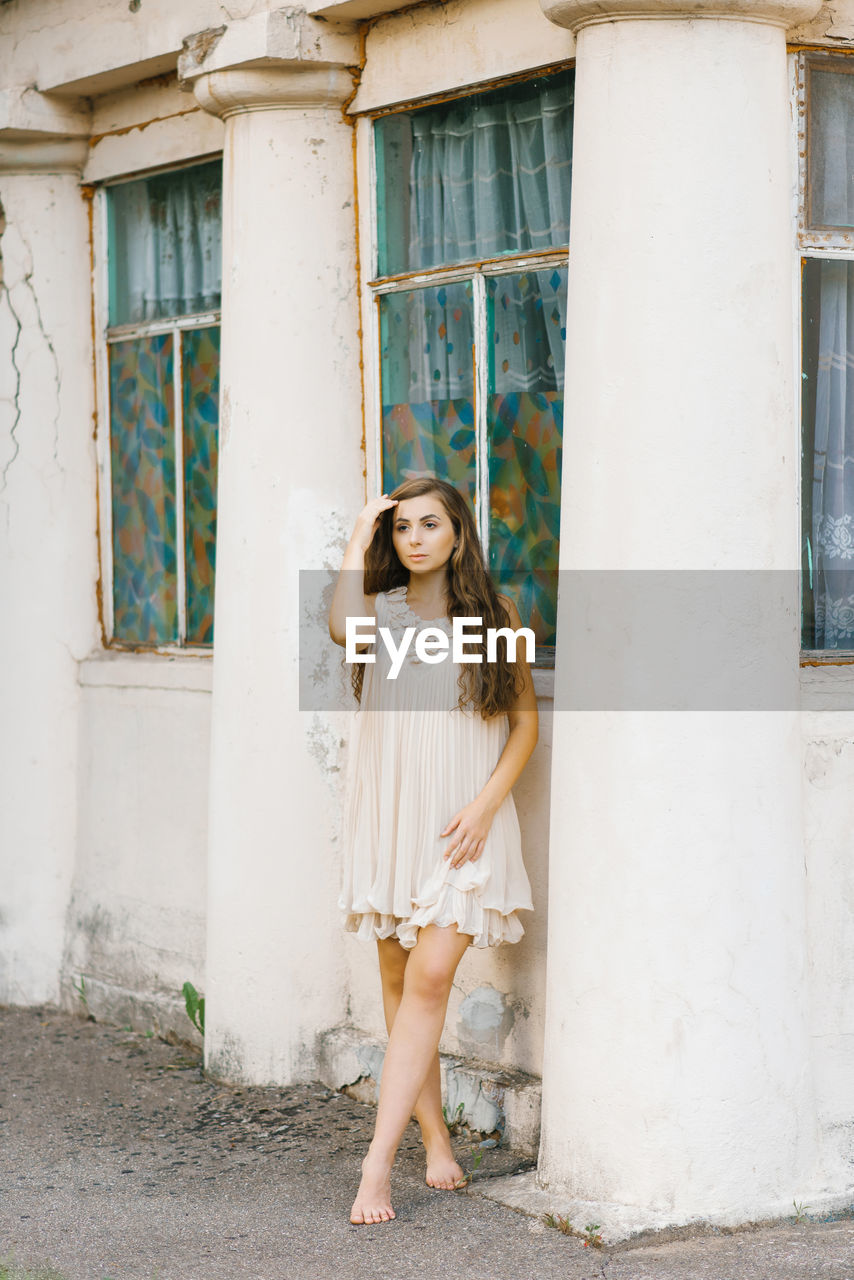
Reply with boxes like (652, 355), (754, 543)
(801, 257), (854, 650)
(107, 160), (222, 326)
(109, 334), (177, 645)
(182, 325), (220, 646)
(375, 69), (573, 276)
(487, 267), (567, 651)
(380, 282), (476, 504)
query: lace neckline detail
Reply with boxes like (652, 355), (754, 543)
(385, 584), (451, 629)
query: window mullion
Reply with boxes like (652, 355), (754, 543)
(473, 271), (489, 553)
(174, 325), (187, 644)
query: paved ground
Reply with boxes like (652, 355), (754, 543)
(1, 1004), (853, 1280)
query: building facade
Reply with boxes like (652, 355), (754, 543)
(2, 0), (854, 1236)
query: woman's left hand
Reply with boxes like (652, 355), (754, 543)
(440, 797), (498, 869)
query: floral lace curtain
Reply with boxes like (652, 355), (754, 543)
(806, 66), (854, 646)
(810, 259), (854, 647)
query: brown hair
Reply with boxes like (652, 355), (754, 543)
(352, 477), (527, 717)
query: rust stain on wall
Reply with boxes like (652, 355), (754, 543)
(89, 106), (202, 148)
(81, 183), (108, 649)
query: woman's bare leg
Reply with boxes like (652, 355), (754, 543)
(376, 938), (465, 1190)
(350, 924), (472, 1224)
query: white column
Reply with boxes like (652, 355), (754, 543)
(539, 0), (837, 1224)
(0, 133), (98, 1002)
(191, 65), (365, 1083)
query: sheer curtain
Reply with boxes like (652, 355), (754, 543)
(808, 68), (854, 646)
(108, 161), (222, 326)
(408, 78), (572, 268)
(399, 78), (572, 401)
(812, 260), (854, 647)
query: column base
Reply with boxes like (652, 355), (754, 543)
(470, 1172), (854, 1246)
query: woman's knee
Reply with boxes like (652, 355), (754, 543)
(403, 950), (457, 1006)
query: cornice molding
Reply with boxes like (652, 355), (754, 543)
(540, 0), (823, 31)
(0, 137), (88, 175)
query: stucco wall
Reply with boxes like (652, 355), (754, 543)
(801, 676), (854, 1167)
(62, 658), (212, 1040)
(0, 169), (99, 1005)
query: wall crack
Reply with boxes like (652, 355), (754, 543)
(0, 205), (63, 495)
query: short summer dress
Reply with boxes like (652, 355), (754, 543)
(339, 585), (534, 949)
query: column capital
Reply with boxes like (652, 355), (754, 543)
(178, 8), (359, 116)
(540, 0), (822, 32)
(191, 65), (355, 119)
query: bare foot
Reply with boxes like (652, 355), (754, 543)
(350, 1151), (396, 1224)
(424, 1135), (467, 1190)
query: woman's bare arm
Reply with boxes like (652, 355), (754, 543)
(328, 495), (398, 647)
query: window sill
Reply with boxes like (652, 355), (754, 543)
(799, 662), (854, 712)
(532, 668), (554, 702)
(78, 649), (213, 694)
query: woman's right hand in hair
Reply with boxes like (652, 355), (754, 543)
(352, 494), (398, 551)
(329, 495), (397, 646)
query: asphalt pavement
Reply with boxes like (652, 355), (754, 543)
(1, 1005), (852, 1280)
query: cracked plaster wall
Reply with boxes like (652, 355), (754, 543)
(63, 678), (211, 1039)
(802, 709), (854, 1147)
(0, 173), (98, 1004)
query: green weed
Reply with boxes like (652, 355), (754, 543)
(182, 981), (205, 1036)
(442, 1101), (464, 1134)
(542, 1214), (604, 1248)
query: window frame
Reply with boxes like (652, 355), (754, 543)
(94, 156), (222, 654)
(796, 49), (854, 663)
(360, 66), (573, 666)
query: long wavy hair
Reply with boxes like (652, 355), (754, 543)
(352, 477), (527, 717)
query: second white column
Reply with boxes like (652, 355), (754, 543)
(193, 64), (364, 1083)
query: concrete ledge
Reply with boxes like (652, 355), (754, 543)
(316, 1024), (541, 1157)
(79, 650), (213, 693)
(307, 0), (416, 20)
(58, 972), (203, 1050)
(471, 1170), (854, 1246)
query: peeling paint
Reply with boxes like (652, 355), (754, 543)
(179, 25), (228, 82)
(457, 984), (515, 1059)
(305, 713), (346, 787)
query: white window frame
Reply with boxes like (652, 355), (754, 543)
(93, 160), (222, 654)
(358, 68), (572, 570)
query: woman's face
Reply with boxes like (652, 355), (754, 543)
(391, 492), (457, 574)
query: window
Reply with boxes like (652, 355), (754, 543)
(103, 159), (222, 648)
(800, 54), (854, 652)
(371, 69), (574, 661)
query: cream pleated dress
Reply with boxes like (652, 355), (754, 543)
(339, 585), (534, 949)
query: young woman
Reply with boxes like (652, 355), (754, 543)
(328, 477), (538, 1225)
